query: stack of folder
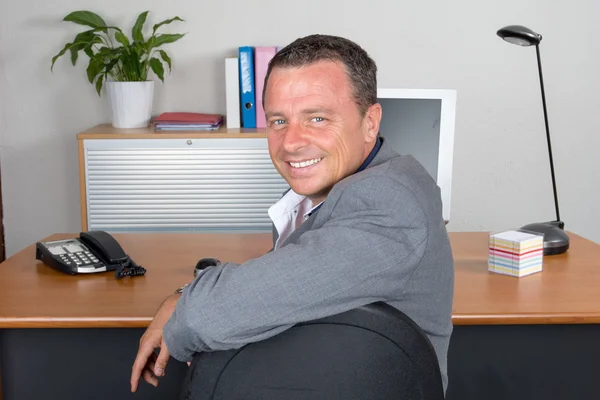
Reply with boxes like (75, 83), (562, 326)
(225, 45), (282, 129)
(488, 230), (544, 277)
(153, 112), (224, 131)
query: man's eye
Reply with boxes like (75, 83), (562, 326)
(311, 117), (325, 123)
(272, 119), (286, 125)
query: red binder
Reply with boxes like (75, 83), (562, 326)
(153, 112), (223, 124)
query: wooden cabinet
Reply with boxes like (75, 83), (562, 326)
(77, 124), (288, 233)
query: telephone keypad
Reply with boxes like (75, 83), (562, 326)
(63, 251), (101, 267)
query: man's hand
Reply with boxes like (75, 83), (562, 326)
(130, 293), (180, 392)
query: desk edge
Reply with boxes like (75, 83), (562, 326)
(3, 313), (600, 328)
(0, 317), (152, 329)
(453, 313), (600, 325)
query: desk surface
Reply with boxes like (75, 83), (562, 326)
(0, 232), (598, 328)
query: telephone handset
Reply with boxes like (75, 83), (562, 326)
(36, 230), (146, 278)
(79, 231), (129, 265)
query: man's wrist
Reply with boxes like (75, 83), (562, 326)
(174, 283), (190, 295)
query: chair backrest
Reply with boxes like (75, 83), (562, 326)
(180, 302), (444, 400)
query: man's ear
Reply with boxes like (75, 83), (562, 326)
(363, 103), (382, 143)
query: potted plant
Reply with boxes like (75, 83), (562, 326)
(51, 10), (185, 128)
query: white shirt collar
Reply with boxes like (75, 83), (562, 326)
(268, 189), (323, 249)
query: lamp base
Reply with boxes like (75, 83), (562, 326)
(519, 221), (569, 256)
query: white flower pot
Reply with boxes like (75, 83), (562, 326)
(106, 81), (154, 129)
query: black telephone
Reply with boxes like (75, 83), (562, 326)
(36, 230), (146, 278)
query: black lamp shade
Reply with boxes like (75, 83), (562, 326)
(497, 25), (542, 46)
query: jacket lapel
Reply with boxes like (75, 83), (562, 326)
(275, 138), (399, 248)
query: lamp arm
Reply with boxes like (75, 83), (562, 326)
(535, 44), (562, 223)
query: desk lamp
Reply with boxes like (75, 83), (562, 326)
(496, 25), (569, 255)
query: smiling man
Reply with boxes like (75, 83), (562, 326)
(131, 34), (454, 396)
(265, 58), (378, 206)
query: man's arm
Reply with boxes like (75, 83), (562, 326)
(163, 176), (429, 362)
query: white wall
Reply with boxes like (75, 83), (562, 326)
(0, 0), (599, 256)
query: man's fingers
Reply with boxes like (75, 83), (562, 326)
(130, 342), (156, 392)
(154, 340), (171, 377)
(142, 368), (159, 387)
(147, 359), (156, 375)
(130, 294), (177, 391)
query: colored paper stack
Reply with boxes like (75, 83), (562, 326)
(153, 112), (224, 131)
(488, 230), (544, 277)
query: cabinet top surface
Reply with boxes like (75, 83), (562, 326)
(78, 124), (267, 139)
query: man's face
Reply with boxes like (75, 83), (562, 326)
(264, 61), (381, 205)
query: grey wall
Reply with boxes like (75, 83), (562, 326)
(1, 0), (599, 256)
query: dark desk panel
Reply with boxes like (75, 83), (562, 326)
(446, 324), (600, 400)
(0, 328), (187, 400)
(2, 324), (599, 400)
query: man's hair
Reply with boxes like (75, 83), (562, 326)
(263, 34), (378, 116)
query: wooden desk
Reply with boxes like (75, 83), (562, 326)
(1, 231), (599, 400)
(451, 231), (600, 325)
(0, 233), (273, 328)
(0, 232), (598, 328)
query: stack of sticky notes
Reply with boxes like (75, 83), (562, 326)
(488, 230), (544, 277)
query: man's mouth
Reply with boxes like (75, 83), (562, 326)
(288, 158), (323, 169)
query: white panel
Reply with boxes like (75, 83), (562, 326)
(84, 138), (289, 232)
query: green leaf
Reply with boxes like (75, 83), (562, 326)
(132, 11), (149, 42)
(97, 46), (121, 67)
(86, 57), (104, 84)
(51, 42), (71, 70)
(73, 29), (97, 44)
(70, 34), (103, 65)
(63, 11), (107, 29)
(98, 46), (113, 56)
(105, 58), (121, 80)
(51, 41), (89, 71)
(134, 41), (145, 54)
(95, 74), (104, 96)
(69, 30), (99, 65)
(144, 36), (155, 53)
(149, 58), (164, 82)
(84, 46), (94, 58)
(114, 31), (130, 46)
(57, 28), (117, 68)
(158, 50), (172, 72)
(116, 49), (144, 81)
(151, 33), (185, 48)
(152, 16), (184, 34)
(82, 35), (103, 58)
(70, 47), (79, 65)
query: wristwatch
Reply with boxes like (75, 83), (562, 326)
(174, 283), (189, 295)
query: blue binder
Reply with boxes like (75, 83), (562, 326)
(238, 46), (256, 128)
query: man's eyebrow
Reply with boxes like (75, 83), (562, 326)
(301, 107), (333, 115)
(265, 107), (333, 120)
(265, 111), (284, 119)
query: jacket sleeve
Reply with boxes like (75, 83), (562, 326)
(163, 176), (429, 362)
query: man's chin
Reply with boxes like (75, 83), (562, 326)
(288, 183), (329, 201)
(288, 183), (318, 197)
(289, 187), (314, 197)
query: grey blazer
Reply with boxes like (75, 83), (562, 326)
(164, 138), (454, 391)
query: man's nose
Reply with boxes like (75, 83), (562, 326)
(282, 124), (310, 153)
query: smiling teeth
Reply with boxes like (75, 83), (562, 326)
(289, 158), (322, 168)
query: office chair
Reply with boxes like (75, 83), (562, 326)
(179, 302), (444, 400)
